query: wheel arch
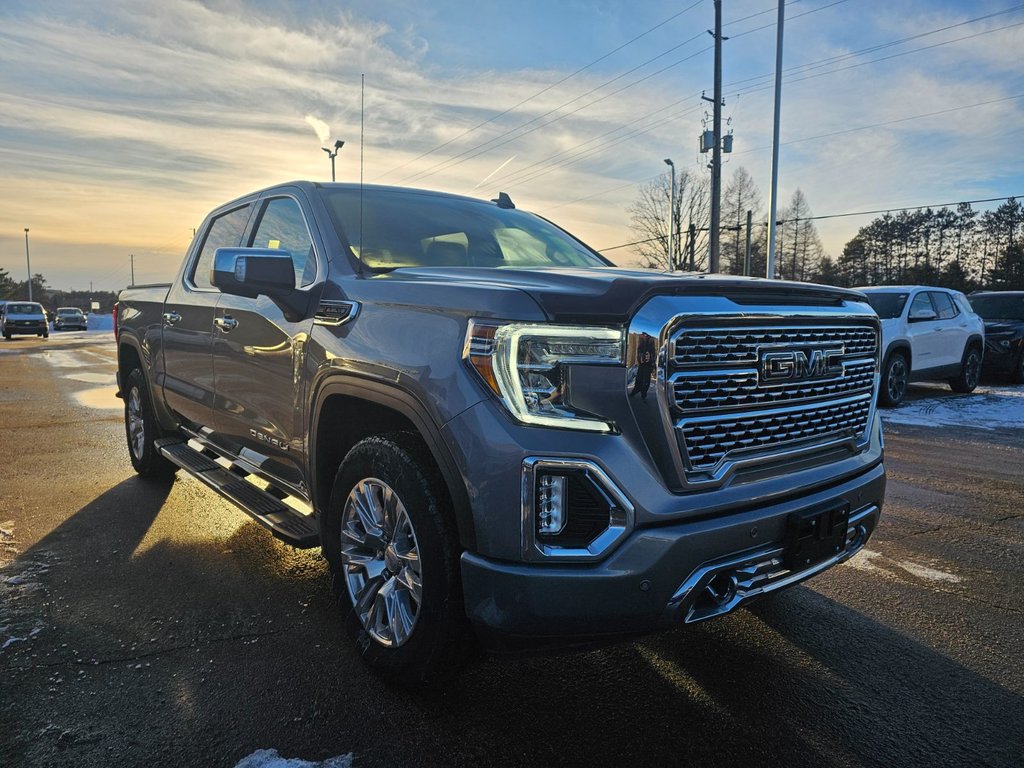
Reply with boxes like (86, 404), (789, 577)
(883, 339), (912, 370)
(310, 377), (476, 551)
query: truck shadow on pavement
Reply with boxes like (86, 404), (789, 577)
(3, 479), (1022, 768)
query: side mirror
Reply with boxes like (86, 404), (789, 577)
(909, 307), (937, 322)
(212, 248), (295, 299)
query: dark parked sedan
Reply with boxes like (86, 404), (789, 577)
(969, 291), (1024, 383)
(54, 306), (88, 331)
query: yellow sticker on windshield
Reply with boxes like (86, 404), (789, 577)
(268, 239), (280, 249)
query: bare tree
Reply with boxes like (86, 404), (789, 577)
(779, 189), (824, 281)
(721, 166), (763, 275)
(627, 170), (710, 271)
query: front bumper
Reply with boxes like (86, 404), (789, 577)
(982, 342), (1022, 373)
(461, 462), (884, 648)
(3, 321), (47, 334)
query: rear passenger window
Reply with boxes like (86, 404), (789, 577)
(930, 292), (958, 320)
(191, 206), (251, 289)
(249, 197), (316, 287)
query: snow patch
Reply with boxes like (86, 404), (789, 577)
(881, 384), (1024, 430)
(846, 548), (962, 585)
(234, 750), (354, 768)
(896, 560), (962, 583)
(0, 522), (51, 653)
(64, 372), (116, 384)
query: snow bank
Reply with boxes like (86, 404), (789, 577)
(234, 750), (353, 768)
(881, 384), (1024, 430)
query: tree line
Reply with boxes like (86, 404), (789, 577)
(0, 268), (118, 311)
(626, 166), (1024, 291)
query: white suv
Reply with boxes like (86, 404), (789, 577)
(858, 286), (985, 407)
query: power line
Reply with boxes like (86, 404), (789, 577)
(397, 0), (846, 186)
(375, 0), (706, 181)
(532, 14), (1024, 210)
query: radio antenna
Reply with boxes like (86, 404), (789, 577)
(359, 73), (365, 272)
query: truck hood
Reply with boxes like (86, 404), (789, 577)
(379, 266), (869, 323)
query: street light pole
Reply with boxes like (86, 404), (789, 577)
(664, 158), (675, 271)
(766, 0), (786, 280)
(24, 228), (32, 301)
(322, 139), (345, 182)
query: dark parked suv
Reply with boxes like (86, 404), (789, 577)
(116, 181), (886, 684)
(970, 291), (1024, 382)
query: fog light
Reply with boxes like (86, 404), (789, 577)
(537, 475), (567, 535)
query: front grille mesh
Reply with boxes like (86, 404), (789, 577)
(666, 322), (878, 474)
(680, 396), (872, 470)
(672, 326), (877, 367)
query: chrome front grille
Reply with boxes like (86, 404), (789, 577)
(680, 395), (873, 470)
(666, 321), (878, 477)
(672, 326), (877, 367)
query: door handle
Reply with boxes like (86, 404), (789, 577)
(162, 311), (181, 326)
(214, 315), (238, 332)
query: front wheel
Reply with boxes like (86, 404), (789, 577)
(879, 352), (909, 407)
(123, 368), (177, 479)
(321, 433), (473, 686)
(949, 345), (982, 393)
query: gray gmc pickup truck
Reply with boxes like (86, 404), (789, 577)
(116, 181), (885, 684)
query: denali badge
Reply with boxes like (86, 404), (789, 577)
(250, 428), (289, 451)
(760, 347), (844, 382)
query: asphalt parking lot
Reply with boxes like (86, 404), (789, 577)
(1, 332), (1022, 768)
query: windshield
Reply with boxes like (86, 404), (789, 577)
(57, 308), (82, 316)
(6, 303), (43, 315)
(968, 294), (1024, 321)
(864, 292), (909, 319)
(320, 188), (610, 270)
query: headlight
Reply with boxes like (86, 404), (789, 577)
(465, 320), (624, 432)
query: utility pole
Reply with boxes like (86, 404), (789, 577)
(709, 0), (724, 274)
(688, 223), (696, 271)
(766, 0), (786, 279)
(744, 210), (753, 276)
(130, 253), (135, 286)
(24, 228), (32, 301)
(664, 158), (675, 271)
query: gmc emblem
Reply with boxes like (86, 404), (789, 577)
(760, 347), (844, 382)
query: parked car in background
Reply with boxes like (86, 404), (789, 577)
(1, 301), (49, 340)
(53, 306), (88, 331)
(969, 291), (1024, 383)
(857, 286), (984, 407)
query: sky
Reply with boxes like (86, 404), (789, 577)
(1, 0), (1023, 291)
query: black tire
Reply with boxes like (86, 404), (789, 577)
(3, 333), (9, 341)
(879, 352), (910, 407)
(321, 433), (473, 686)
(123, 368), (177, 479)
(949, 344), (982, 393)
(1011, 351), (1024, 385)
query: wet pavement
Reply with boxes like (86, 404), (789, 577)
(1, 335), (1022, 767)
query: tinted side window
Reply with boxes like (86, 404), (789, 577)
(191, 206), (251, 289)
(248, 197), (316, 287)
(909, 292), (934, 318)
(930, 292), (958, 320)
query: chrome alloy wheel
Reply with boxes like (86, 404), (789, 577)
(340, 478), (423, 648)
(964, 349), (981, 389)
(127, 386), (146, 460)
(887, 357), (908, 403)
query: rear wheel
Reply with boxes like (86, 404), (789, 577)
(321, 433), (473, 686)
(949, 344), (982, 393)
(1011, 351), (1024, 385)
(879, 352), (909, 407)
(124, 368), (176, 479)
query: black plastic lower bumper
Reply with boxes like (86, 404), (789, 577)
(461, 463), (885, 650)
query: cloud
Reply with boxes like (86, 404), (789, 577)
(304, 115), (331, 145)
